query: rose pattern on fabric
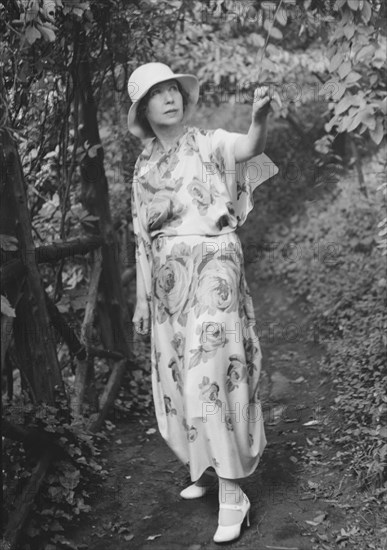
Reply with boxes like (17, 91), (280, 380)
(244, 337), (260, 377)
(187, 177), (218, 215)
(216, 202), (237, 230)
(226, 354), (248, 392)
(198, 376), (222, 408)
(153, 243), (195, 326)
(164, 395), (177, 416)
(183, 418), (198, 443)
(241, 279), (256, 324)
(154, 351), (161, 383)
(157, 151), (180, 179)
(225, 414), (234, 431)
(168, 357), (183, 395)
(209, 148), (226, 176)
(147, 189), (185, 232)
(171, 331), (185, 358)
(184, 131), (200, 156)
(189, 322), (227, 369)
(194, 256), (240, 316)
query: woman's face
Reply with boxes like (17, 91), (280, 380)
(145, 79), (184, 129)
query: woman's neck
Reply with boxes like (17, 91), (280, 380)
(152, 124), (186, 152)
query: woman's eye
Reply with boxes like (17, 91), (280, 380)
(151, 88), (160, 96)
(170, 84), (178, 91)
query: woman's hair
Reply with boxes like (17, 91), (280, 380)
(136, 79), (189, 136)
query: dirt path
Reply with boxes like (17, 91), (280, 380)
(69, 260), (350, 549)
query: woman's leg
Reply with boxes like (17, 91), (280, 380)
(218, 476), (244, 525)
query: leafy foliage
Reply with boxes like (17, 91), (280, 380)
(322, 0), (386, 146)
(3, 398), (107, 549)
(260, 152), (387, 492)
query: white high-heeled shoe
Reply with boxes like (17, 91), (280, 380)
(180, 471), (217, 499)
(213, 491), (251, 543)
(179, 482), (214, 499)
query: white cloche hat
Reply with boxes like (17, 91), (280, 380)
(127, 62), (200, 139)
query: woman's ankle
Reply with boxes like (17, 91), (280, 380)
(218, 478), (243, 505)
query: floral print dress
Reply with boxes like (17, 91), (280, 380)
(131, 126), (278, 481)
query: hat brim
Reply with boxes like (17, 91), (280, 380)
(127, 74), (199, 139)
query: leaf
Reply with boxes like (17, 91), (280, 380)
(344, 24), (355, 39)
(370, 119), (385, 145)
(360, 109), (376, 130)
(1, 295), (16, 317)
(268, 26), (283, 40)
(308, 480), (319, 489)
(313, 512), (327, 524)
(25, 25), (41, 44)
(291, 376), (305, 384)
(261, 1), (277, 10)
(345, 110), (363, 132)
(276, 8), (287, 25)
(347, 0), (360, 10)
(0, 234), (18, 251)
(361, 0), (372, 23)
(338, 61), (351, 79)
(335, 96), (354, 115)
(330, 52), (344, 72)
(36, 24), (56, 42)
(87, 144), (102, 158)
(303, 420), (320, 426)
(345, 72), (362, 84)
(147, 534), (162, 541)
(356, 44), (374, 62)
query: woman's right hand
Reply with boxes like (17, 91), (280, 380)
(132, 300), (150, 335)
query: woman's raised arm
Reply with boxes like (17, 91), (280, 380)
(234, 86), (271, 163)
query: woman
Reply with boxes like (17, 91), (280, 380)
(127, 62), (278, 543)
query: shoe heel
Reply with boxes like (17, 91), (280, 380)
(246, 510), (250, 527)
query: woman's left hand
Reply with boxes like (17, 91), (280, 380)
(252, 86), (272, 122)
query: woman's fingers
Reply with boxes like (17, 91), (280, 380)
(133, 315), (150, 334)
(142, 315), (149, 334)
(132, 302), (150, 334)
(254, 86), (271, 101)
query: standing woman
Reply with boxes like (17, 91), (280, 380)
(128, 62), (277, 543)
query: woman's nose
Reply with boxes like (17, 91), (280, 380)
(164, 90), (174, 103)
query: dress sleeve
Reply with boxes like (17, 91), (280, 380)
(206, 128), (279, 226)
(131, 158), (153, 300)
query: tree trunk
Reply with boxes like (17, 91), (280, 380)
(75, 29), (135, 428)
(0, 130), (64, 403)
